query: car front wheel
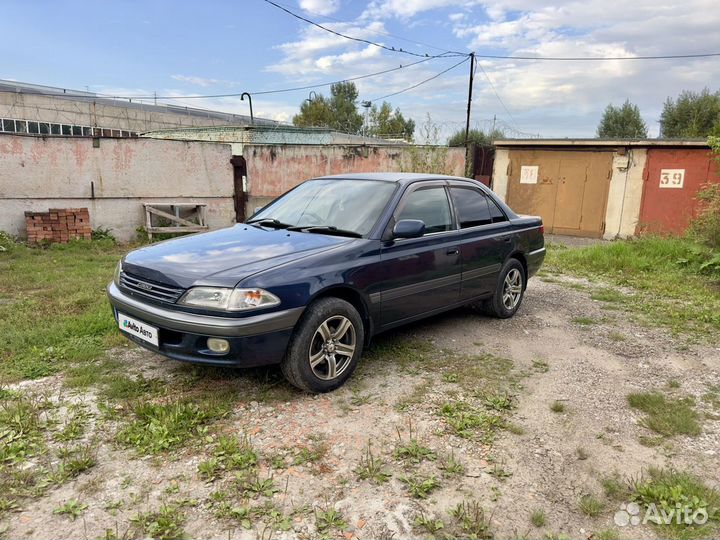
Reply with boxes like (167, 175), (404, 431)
(483, 258), (526, 318)
(281, 297), (364, 393)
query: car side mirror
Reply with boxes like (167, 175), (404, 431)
(393, 219), (425, 239)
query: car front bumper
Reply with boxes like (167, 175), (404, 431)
(107, 282), (303, 367)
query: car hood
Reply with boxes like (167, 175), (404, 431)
(122, 224), (351, 289)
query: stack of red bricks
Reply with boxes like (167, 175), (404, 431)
(25, 208), (92, 244)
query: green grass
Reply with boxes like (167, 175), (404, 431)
(630, 467), (720, 539)
(0, 239), (129, 381)
(117, 400), (229, 454)
(438, 401), (505, 440)
(628, 391), (701, 437)
(198, 435), (258, 482)
(530, 508), (546, 527)
(550, 400), (566, 413)
(545, 237), (720, 340)
(400, 474), (441, 499)
(53, 499), (88, 521)
(579, 494), (604, 517)
(355, 443), (391, 484)
(131, 504), (185, 540)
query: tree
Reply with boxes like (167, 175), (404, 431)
(292, 82), (363, 133)
(366, 102), (415, 141)
(447, 128), (505, 147)
(660, 89), (720, 138)
(596, 100), (647, 138)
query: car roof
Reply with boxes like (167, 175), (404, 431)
(312, 172), (477, 185)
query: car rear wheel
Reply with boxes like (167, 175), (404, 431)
(281, 297), (364, 393)
(482, 258), (526, 319)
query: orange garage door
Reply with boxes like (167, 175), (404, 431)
(505, 149), (613, 237)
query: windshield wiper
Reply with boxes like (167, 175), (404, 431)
(290, 226), (363, 238)
(246, 218), (293, 229)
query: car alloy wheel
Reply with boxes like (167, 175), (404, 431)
(308, 315), (356, 381)
(502, 268), (523, 310)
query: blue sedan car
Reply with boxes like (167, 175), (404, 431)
(107, 173), (545, 392)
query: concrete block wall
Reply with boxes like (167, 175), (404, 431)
(243, 144), (467, 212)
(0, 134), (235, 242)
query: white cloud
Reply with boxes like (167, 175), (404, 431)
(171, 75), (224, 87)
(362, 0), (481, 19)
(299, 0), (340, 16)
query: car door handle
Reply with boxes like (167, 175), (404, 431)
(446, 248), (459, 255)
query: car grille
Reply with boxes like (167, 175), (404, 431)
(119, 272), (185, 304)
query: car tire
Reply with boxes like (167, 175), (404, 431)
(281, 297), (364, 393)
(483, 258), (526, 319)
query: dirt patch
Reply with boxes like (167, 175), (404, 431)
(2, 277), (719, 539)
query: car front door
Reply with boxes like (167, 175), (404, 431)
(448, 184), (513, 301)
(379, 183), (461, 326)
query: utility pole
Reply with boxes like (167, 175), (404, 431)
(464, 52), (475, 177)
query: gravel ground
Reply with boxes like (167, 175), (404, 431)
(2, 274), (719, 540)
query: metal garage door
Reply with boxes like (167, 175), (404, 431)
(505, 149), (613, 237)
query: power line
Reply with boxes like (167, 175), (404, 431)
(261, 0), (466, 59)
(370, 56), (469, 102)
(474, 51), (720, 61)
(476, 62), (520, 132)
(3, 57), (439, 102)
(268, 0), (456, 56)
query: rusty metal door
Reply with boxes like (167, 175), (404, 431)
(230, 155), (247, 223)
(639, 148), (718, 235)
(506, 149), (612, 237)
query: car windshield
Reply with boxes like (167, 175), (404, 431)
(249, 179), (397, 236)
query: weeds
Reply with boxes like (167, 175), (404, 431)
(438, 451), (465, 477)
(628, 391), (701, 437)
(131, 504), (185, 540)
(630, 467), (720, 538)
(400, 474), (440, 499)
(438, 401), (504, 440)
(550, 401), (566, 413)
(315, 506), (347, 534)
(355, 443), (391, 484)
(53, 499), (88, 520)
(117, 400), (228, 454)
(414, 512), (445, 534)
(530, 508), (546, 527)
(293, 434), (328, 467)
(579, 495), (604, 517)
(198, 435), (258, 481)
(449, 500), (492, 539)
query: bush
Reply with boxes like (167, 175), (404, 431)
(91, 226), (116, 243)
(0, 231), (15, 252)
(688, 182), (720, 250)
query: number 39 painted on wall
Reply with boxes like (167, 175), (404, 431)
(659, 169), (685, 189)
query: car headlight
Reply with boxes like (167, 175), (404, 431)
(113, 260), (123, 286)
(179, 287), (280, 312)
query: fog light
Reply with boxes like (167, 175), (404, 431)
(207, 338), (230, 354)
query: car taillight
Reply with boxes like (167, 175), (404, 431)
(539, 225), (544, 235)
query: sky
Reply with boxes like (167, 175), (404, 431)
(2, 0), (720, 140)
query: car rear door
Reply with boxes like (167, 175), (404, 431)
(448, 183), (514, 301)
(378, 182), (461, 326)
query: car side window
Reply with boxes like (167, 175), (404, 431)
(396, 187), (452, 234)
(449, 187), (493, 228)
(487, 197), (508, 223)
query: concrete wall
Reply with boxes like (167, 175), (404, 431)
(0, 92), (252, 133)
(242, 144), (467, 211)
(0, 134), (235, 242)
